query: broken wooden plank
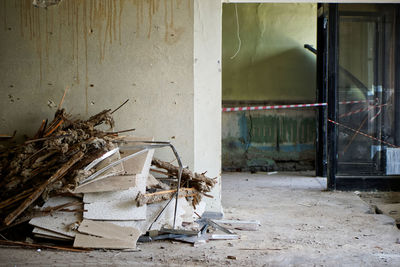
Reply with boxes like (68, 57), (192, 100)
(78, 220), (140, 240)
(4, 151), (84, 226)
(0, 188), (35, 209)
(151, 158), (216, 193)
(73, 233), (137, 249)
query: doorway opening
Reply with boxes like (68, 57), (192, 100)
(221, 3), (318, 174)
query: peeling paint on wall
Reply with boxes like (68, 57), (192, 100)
(222, 110), (316, 171)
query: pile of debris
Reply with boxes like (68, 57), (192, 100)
(0, 101), (258, 251)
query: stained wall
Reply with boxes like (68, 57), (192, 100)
(0, 0), (194, 167)
(222, 3), (317, 171)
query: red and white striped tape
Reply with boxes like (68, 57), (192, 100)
(222, 103), (327, 112)
(339, 106), (374, 118)
(339, 100), (373, 105)
(328, 119), (399, 148)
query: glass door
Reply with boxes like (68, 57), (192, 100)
(320, 4), (400, 190)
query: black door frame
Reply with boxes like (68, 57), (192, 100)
(316, 3), (328, 178)
(317, 3), (400, 191)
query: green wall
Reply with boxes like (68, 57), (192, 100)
(222, 3), (318, 172)
(222, 3), (317, 102)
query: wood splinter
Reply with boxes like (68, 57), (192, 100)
(151, 159), (217, 193)
(136, 188), (198, 207)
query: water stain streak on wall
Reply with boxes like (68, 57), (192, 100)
(0, 0), (189, 112)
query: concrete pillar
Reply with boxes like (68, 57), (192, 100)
(194, 0), (223, 214)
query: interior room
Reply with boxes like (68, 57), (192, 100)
(1, 0), (400, 266)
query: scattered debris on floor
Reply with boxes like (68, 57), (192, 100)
(0, 97), (256, 251)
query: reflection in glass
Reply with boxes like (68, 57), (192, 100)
(336, 5), (396, 176)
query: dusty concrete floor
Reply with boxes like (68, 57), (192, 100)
(1, 172), (400, 266)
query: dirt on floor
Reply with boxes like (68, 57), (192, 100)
(1, 172), (400, 266)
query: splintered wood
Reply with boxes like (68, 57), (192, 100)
(151, 159), (217, 193)
(150, 158), (217, 207)
(136, 188), (198, 206)
(5, 152), (84, 226)
(0, 107), (120, 227)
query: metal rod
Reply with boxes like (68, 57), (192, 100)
(112, 140), (183, 229)
(83, 148), (119, 171)
(79, 149), (148, 185)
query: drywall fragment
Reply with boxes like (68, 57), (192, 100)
(83, 187), (146, 220)
(119, 137), (155, 183)
(33, 233), (73, 241)
(74, 175), (136, 193)
(84, 201), (146, 221)
(112, 201), (173, 235)
(78, 219), (140, 240)
(32, 227), (74, 241)
(73, 233), (137, 249)
(83, 184), (143, 203)
(29, 197), (82, 237)
(82, 149), (125, 183)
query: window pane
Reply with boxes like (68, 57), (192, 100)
(336, 7), (396, 176)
